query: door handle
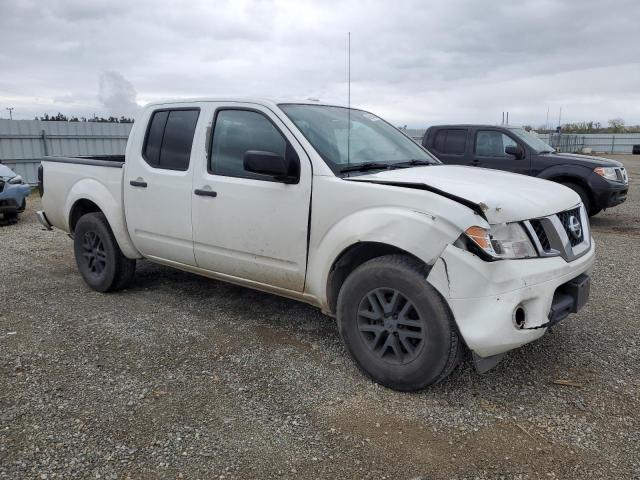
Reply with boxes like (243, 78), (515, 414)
(129, 179), (148, 188)
(194, 188), (217, 197)
(471, 159), (480, 166)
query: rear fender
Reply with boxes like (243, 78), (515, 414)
(65, 178), (141, 259)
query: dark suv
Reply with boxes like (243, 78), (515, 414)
(422, 125), (629, 216)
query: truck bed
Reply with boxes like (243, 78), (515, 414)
(40, 155), (126, 235)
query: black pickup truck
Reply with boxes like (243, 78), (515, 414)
(422, 125), (629, 216)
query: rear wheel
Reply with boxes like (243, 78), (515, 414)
(73, 212), (135, 292)
(561, 182), (599, 216)
(337, 254), (462, 391)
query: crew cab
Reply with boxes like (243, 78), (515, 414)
(422, 125), (629, 216)
(37, 99), (595, 391)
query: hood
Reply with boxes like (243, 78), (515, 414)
(543, 152), (623, 168)
(351, 165), (580, 223)
(0, 164), (17, 180)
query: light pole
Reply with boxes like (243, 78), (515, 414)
(6, 107), (14, 120)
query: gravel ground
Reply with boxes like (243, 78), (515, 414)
(1, 155), (639, 479)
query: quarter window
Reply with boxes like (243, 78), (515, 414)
(475, 130), (518, 157)
(210, 109), (295, 181)
(143, 109), (199, 171)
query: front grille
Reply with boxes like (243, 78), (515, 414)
(556, 207), (584, 247)
(530, 219), (550, 251)
(617, 167), (628, 184)
(0, 179), (4, 193)
(523, 205), (590, 262)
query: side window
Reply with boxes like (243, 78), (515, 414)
(210, 109), (294, 181)
(143, 109), (199, 171)
(432, 129), (466, 154)
(475, 130), (517, 157)
(143, 111), (169, 167)
(433, 129), (446, 152)
(443, 129), (466, 154)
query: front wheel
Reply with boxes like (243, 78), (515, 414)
(561, 182), (599, 216)
(73, 212), (136, 292)
(337, 254), (462, 391)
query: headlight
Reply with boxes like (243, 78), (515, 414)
(594, 167), (617, 181)
(8, 175), (24, 184)
(464, 223), (537, 259)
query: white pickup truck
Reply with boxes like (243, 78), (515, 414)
(37, 99), (595, 390)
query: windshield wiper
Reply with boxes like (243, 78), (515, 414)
(339, 162), (394, 173)
(391, 159), (435, 167)
(538, 150), (554, 154)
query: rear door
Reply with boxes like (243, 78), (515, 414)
(191, 103), (312, 292)
(425, 128), (470, 165)
(471, 128), (530, 175)
(124, 107), (201, 265)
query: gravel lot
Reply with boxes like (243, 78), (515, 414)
(1, 155), (639, 479)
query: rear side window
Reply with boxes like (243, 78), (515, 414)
(432, 128), (466, 154)
(143, 109), (199, 171)
(443, 129), (466, 154)
(433, 129), (446, 152)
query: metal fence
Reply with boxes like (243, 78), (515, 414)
(0, 119), (132, 184)
(537, 133), (640, 154)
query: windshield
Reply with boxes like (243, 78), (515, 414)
(508, 127), (555, 154)
(279, 104), (439, 174)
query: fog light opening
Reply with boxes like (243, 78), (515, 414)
(514, 306), (526, 329)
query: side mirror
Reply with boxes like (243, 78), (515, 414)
(243, 150), (298, 183)
(505, 145), (523, 159)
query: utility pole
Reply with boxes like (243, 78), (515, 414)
(558, 107), (562, 129)
(6, 107), (14, 120)
(546, 106), (550, 131)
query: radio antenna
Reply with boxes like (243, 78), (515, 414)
(347, 31), (351, 173)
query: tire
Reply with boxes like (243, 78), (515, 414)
(18, 199), (26, 213)
(3, 211), (18, 223)
(73, 212), (136, 292)
(337, 254), (462, 391)
(561, 182), (599, 216)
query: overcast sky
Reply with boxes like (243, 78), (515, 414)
(1, 0), (639, 127)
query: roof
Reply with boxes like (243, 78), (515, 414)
(427, 124), (521, 129)
(143, 97), (350, 109)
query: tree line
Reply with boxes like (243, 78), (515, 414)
(34, 112), (134, 123)
(523, 118), (640, 134)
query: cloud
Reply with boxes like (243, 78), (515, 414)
(98, 71), (139, 118)
(0, 0), (638, 125)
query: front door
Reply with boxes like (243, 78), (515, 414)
(472, 129), (530, 175)
(124, 107), (201, 265)
(191, 104), (311, 292)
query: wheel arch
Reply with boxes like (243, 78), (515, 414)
(69, 198), (101, 233)
(325, 242), (428, 315)
(64, 179), (141, 259)
(544, 174), (594, 209)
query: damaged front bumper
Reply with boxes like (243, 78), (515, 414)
(426, 239), (596, 364)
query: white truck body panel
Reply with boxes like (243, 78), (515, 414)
(39, 98), (595, 361)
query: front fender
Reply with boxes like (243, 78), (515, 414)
(306, 206), (470, 310)
(537, 164), (592, 182)
(64, 179), (141, 259)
